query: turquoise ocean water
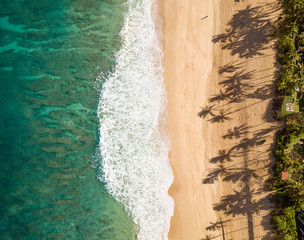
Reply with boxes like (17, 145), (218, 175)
(0, 0), (137, 239)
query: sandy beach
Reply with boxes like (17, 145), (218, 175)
(163, 0), (279, 239)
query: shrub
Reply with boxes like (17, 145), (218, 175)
(272, 207), (298, 239)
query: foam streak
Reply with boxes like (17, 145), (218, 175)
(97, 0), (174, 239)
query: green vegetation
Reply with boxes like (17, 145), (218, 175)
(271, 125), (304, 239)
(298, 92), (304, 112)
(286, 133), (304, 155)
(274, 0), (304, 95)
(271, 0), (304, 239)
(272, 207), (298, 240)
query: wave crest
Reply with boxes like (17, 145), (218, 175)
(97, 0), (174, 239)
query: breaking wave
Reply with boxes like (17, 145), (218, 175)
(97, 0), (174, 239)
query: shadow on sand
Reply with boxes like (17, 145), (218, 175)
(212, 3), (277, 59)
(199, 2), (279, 240)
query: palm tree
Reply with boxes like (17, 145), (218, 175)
(278, 36), (295, 52)
(281, 180), (304, 208)
(296, 32), (304, 48)
(278, 66), (295, 93)
(276, 1), (304, 38)
(280, 0), (304, 15)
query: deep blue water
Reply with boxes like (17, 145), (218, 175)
(0, 0), (136, 239)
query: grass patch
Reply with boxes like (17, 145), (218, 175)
(281, 93), (303, 117)
(281, 95), (295, 117)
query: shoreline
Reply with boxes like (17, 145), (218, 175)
(163, 0), (220, 239)
(163, 0), (279, 239)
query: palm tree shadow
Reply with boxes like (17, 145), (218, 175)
(198, 105), (217, 118)
(206, 218), (228, 231)
(222, 124), (249, 139)
(219, 61), (241, 74)
(209, 90), (229, 103)
(213, 188), (264, 217)
(210, 67), (256, 104)
(220, 70), (255, 88)
(210, 150), (234, 164)
(200, 234), (219, 240)
(202, 164), (227, 184)
(220, 69), (255, 103)
(209, 109), (232, 123)
(247, 84), (273, 100)
(223, 167), (259, 183)
(203, 3), (279, 238)
(212, 3), (278, 58)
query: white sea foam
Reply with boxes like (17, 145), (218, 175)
(97, 0), (174, 239)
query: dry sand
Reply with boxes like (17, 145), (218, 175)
(163, 0), (279, 239)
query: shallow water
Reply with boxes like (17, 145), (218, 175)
(0, 0), (136, 239)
